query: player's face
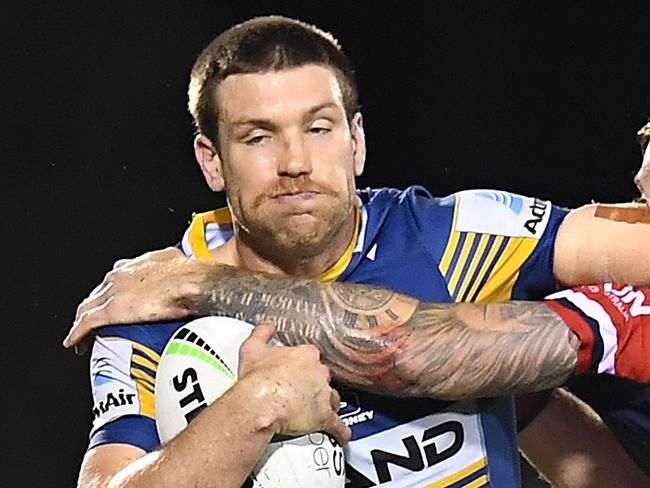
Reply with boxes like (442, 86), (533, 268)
(208, 65), (365, 259)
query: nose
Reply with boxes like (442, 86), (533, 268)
(277, 132), (312, 177)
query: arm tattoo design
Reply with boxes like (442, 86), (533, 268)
(180, 265), (579, 400)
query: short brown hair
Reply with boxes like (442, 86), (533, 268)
(188, 15), (360, 144)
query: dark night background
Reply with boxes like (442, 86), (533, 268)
(4, 2), (650, 486)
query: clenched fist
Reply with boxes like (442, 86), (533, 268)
(236, 324), (351, 445)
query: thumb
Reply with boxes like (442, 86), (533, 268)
(238, 323), (276, 377)
(239, 323), (276, 358)
(249, 322), (277, 345)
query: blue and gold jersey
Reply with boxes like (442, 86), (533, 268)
(88, 186), (567, 487)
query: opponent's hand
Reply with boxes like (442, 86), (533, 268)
(634, 122), (650, 201)
(238, 324), (351, 445)
(634, 162), (650, 202)
(64, 247), (209, 351)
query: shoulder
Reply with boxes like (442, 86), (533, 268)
(358, 185), (453, 224)
(359, 186), (566, 237)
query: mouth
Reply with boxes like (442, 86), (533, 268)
(273, 191), (319, 203)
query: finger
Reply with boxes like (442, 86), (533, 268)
(75, 281), (113, 322)
(146, 247), (184, 262)
(113, 258), (133, 270)
(64, 296), (114, 348)
(322, 412), (351, 446)
(73, 334), (95, 356)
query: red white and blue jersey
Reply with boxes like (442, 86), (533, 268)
(87, 186), (568, 487)
(545, 284), (650, 475)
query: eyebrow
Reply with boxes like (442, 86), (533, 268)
(231, 102), (340, 129)
(304, 102), (339, 118)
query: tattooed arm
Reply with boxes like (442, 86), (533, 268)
(184, 266), (578, 399)
(68, 250), (579, 400)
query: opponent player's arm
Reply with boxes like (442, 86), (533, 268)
(554, 202), (650, 286)
(77, 325), (349, 488)
(519, 389), (650, 488)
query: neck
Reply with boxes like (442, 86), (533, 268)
(213, 209), (357, 278)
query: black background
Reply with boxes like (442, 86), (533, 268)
(4, 2), (650, 486)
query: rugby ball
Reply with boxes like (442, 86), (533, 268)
(155, 316), (345, 487)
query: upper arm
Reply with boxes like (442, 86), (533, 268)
(79, 325), (177, 486)
(519, 388), (649, 488)
(77, 444), (146, 488)
(554, 203), (650, 286)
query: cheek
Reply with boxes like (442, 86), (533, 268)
(313, 140), (356, 185)
(223, 151), (277, 193)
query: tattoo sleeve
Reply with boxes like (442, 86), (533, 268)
(180, 265), (579, 400)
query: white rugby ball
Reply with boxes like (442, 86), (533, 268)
(155, 316), (345, 487)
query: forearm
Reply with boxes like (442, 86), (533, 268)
(519, 389), (650, 488)
(179, 264), (578, 400)
(80, 375), (277, 488)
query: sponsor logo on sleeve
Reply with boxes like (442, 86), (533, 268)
(92, 387), (137, 418)
(90, 337), (141, 431)
(455, 190), (551, 238)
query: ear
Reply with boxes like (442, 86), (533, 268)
(350, 112), (366, 177)
(194, 134), (225, 192)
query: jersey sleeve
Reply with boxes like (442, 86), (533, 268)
(87, 323), (180, 452)
(545, 284), (650, 381)
(429, 189), (568, 302)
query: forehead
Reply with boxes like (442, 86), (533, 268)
(216, 65), (345, 122)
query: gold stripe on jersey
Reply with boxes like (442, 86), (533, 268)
(131, 368), (155, 391)
(128, 342), (159, 419)
(132, 341), (161, 364)
(187, 205), (361, 282)
(130, 363), (155, 418)
(461, 235), (505, 304)
(131, 352), (158, 372)
(446, 232), (477, 297)
(474, 236), (538, 303)
(463, 475), (489, 487)
(188, 207), (232, 260)
(439, 199), (461, 276)
(452, 233), (491, 301)
(424, 457), (488, 488)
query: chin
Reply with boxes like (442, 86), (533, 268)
(278, 227), (329, 255)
